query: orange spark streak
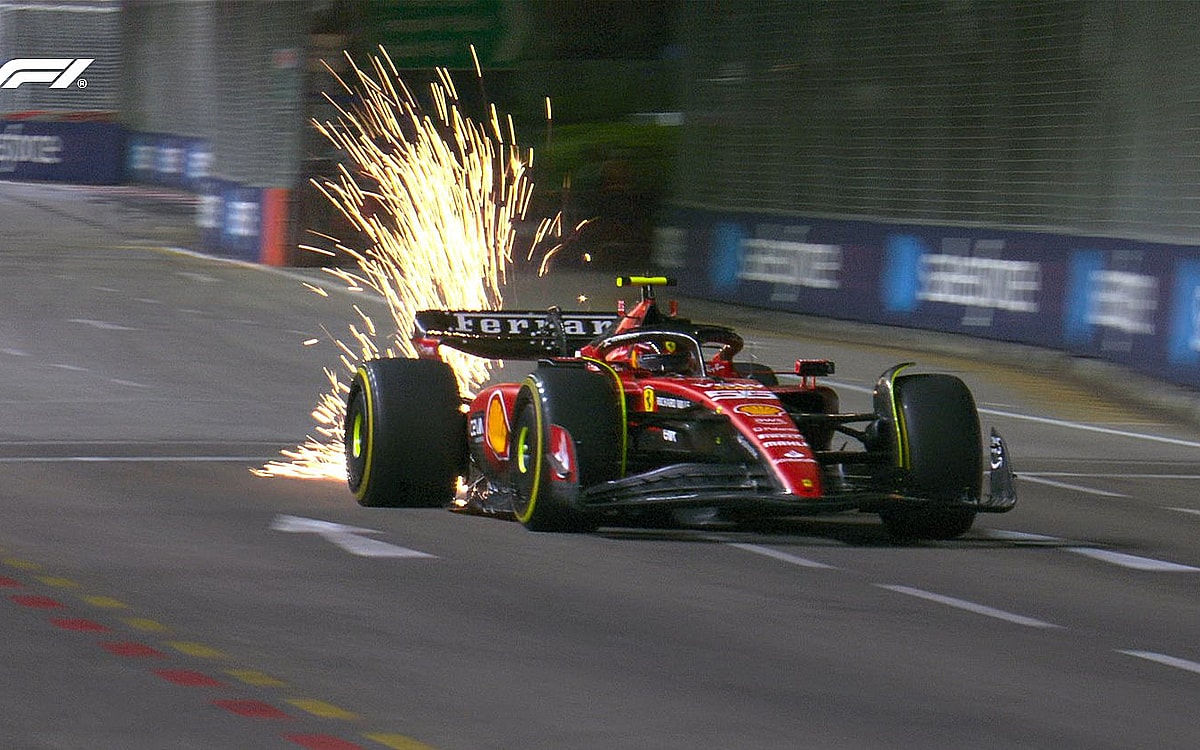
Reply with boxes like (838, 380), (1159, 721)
(256, 47), (562, 481)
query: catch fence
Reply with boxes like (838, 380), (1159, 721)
(675, 1), (1200, 245)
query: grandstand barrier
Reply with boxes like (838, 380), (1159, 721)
(659, 208), (1200, 388)
(127, 131), (288, 265)
(126, 132), (212, 191)
(0, 119), (125, 184)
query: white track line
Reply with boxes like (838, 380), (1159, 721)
(876, 584), (1062, 629)
(68, 318), (139, 331)
(980, 529), (1063, 543)
(829, 379), (1200, 449)
(1018, 475), (1129, 498)
(1117, 650), (1200, 675)
(1065, 548), (1200, 572)
(981, 408), (1200, 449)
(983, 529), (1199, 571)
(725, 543), (837, 569)
(1032, 473), (1200, 481)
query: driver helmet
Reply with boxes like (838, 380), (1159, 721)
(630, 337), (699, 376)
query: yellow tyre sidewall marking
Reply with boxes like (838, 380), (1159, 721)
(515, 378), (544, 525)
(352, 366), (375, 502)
(886, 364), (913, 469)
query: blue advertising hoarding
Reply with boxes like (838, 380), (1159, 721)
(126, 132), (212, 190)
(662, 207), (1200, 388)
(0, 120), (125, 184)
(196, 177), (263, 262)
(1168, 259), (1200, 372)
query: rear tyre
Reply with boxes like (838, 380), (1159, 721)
(345, 358), (464, 508)
(510, 366), (623, 532)
(880, 373), (981, 540)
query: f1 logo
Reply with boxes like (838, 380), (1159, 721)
(0, 58), (93, 89)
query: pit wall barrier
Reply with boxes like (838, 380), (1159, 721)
(657, 208), (1200, 389)
(126, 131), (289, 265)
(0, 119), (125, 184)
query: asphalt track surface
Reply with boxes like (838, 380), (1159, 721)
(1, 181), (1199, 750)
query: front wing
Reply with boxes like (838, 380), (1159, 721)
(457, 430), (1017, 520)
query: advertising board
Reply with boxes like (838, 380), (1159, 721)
(662, 208), (1200, 387)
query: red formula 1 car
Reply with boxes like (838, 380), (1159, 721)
(344, 276), (1016, 539)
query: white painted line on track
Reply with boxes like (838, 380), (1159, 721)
(1065, 548), (1200, 572)
(175, 271), (220, 284)
(982, 408), (1200, 449)
(725, 543), (837, 569)
(1167, 507), (1200, 517)
(1117, 650), (1200, 675)
(1019, 475), (1129, 498)
(829, 379), (1200, 449)
(107, 378), (148, 388)
(68, 318), (139, 331)
(159, 243), (363, 300)
(876, 584), (1062, 629)
(980, 529), (1063, 543)
(1032, 473), (1200, 480)
(271, 515), (435, 559)
(984, 530), (1199, 571)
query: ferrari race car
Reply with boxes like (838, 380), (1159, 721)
(344, 276), (1016, 539)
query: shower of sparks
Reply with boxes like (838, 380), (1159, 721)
(255, 47), (570, 481)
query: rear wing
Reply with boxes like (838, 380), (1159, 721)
(413, 309), (620, 360)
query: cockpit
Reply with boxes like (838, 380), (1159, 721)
(596, 331), (705, 377)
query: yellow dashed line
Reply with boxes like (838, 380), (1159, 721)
(225, 668), (287, 688)
(167, 641), (228, 659)
(363, 734), (438, 750)
(287, 699), (360, 720)
(123, 617), (171, 632)
(80, 595), (128, 609)
(1, 552), (431, 748)
(36, 576), (81, 589)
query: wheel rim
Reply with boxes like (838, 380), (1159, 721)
(512, 423), (531, 517)
(511, 410), (539, 520)
(345, 389), (367, 491)
(515, 425), (531, 474)
(351, 411), (364, 458)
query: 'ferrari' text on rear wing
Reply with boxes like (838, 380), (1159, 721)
(413, 309), (620, 360)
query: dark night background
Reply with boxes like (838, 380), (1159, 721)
(308, 0), (683, 266)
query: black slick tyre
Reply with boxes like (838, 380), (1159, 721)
(880, 373), (981, 540)
(344, 358), (464, 508)
(510, 365), (623, 532)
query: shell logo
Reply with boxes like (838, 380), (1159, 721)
(735, 403), (785, 416)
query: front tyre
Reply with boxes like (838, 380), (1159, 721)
(510, 366), (623, 532)
(345, 358), (465, 508)
(879, 373), (981, 540)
